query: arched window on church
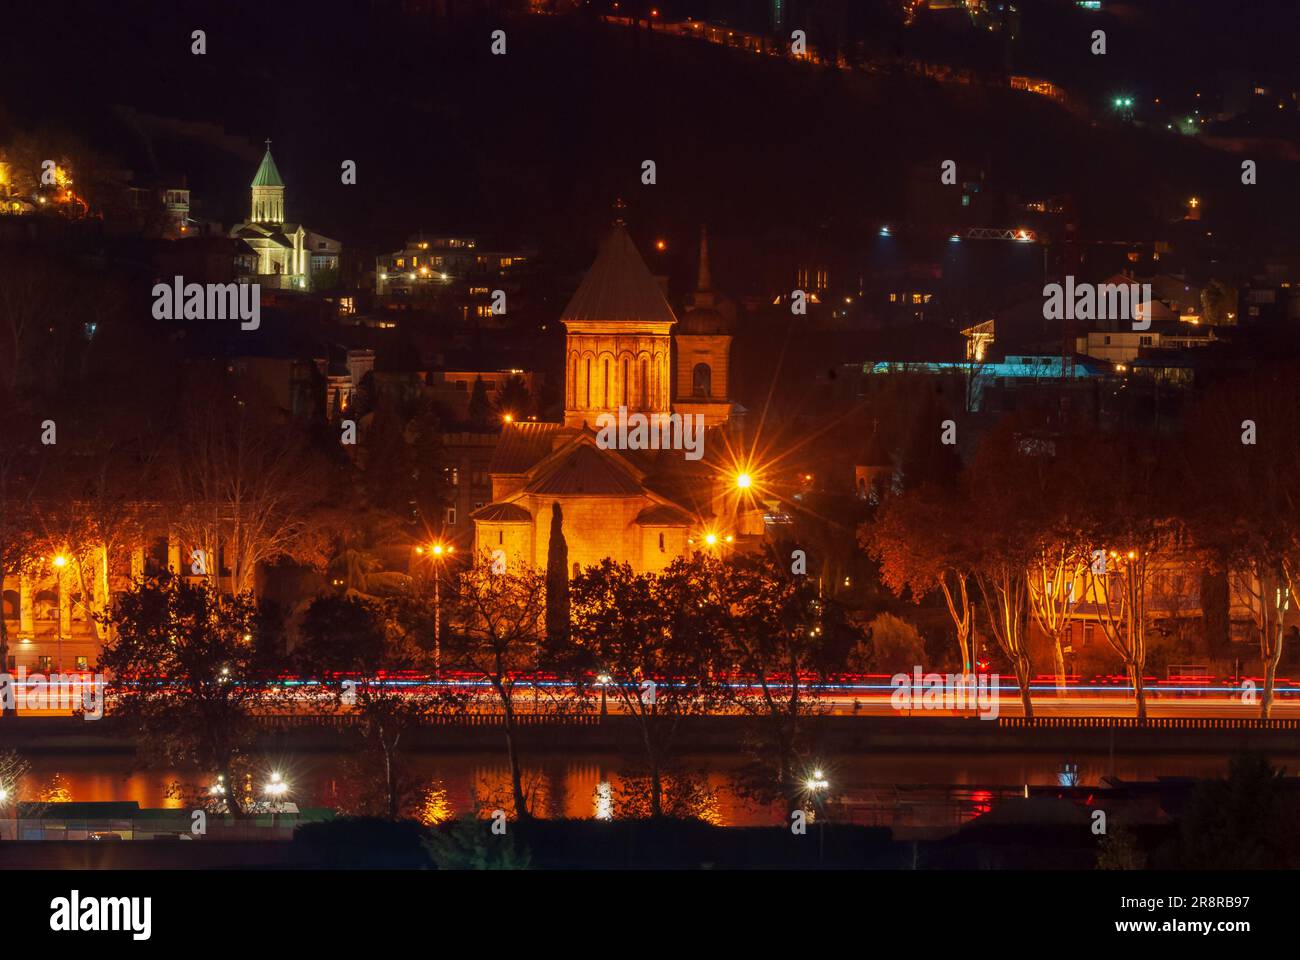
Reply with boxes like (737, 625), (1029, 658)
(640, 359), (649, 408)
(622, 358), (629, 404)
(603, 358), (610, 408)
(692, 363), (712, 398)
(584, 358), (591, 408)
(569, 354), (577, 407)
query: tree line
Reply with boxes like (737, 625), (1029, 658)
(99, 535), (859, 824)
(862, 360), (1300, 720)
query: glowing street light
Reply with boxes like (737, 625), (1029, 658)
(704, 532), (718, 546)
(419, 542), (455, 669)
(597, 673), (612, 716)
(805, 767), (830, 862)
(52, 555), (68, 672)
(735, 472), (752, 490)
(264, 771), (288, 799)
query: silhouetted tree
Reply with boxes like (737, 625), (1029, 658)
(545, 502), (569, 647)
(468, 376), (492, 429)
(716, 553), (830, 804)
(100, 573), (269, 817)
(495, 374), (533, 420)
(298, 593), (464, 818)
(570, 556), (726, 817)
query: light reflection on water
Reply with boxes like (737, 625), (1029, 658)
(17, 752), (1260, 827)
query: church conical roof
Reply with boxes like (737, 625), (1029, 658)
(251, 148), (284, 188)
(560, 225), (677, 325)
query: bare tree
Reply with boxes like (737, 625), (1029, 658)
(1084, 548), (1156, 720)
(442, 553), (548, 820)
(1027, 542), (1084, 693)
(862, 482), (977, 675)
(169, 378), (331, 594)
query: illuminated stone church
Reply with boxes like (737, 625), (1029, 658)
(472, 223), (751, 573)
(229, 142), (340, 290)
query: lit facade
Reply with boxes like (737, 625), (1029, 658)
(228, 142), (340, 290)
(472, 225), (742, 573)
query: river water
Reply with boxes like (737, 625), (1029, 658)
(16, 750), (1277, 827)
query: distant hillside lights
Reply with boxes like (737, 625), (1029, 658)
(595, 406), (705, 461)
(152, 276), (260, 330)
(1042, 276), (1153, 330)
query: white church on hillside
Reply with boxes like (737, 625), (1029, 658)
(229, 141), (340, 290)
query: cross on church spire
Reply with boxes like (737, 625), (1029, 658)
(265, 139), (272, 151)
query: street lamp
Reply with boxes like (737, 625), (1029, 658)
(805, 768), (830, 864)
(264, 771), (288, 800)
(597, 673), (611, 717)
(52, 555), (68, 673)
(735, 472), (752, 490)
(264, 771), (289, 828)
(417, 543), (454, 670)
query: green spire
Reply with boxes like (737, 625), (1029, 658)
(250, 140), (284, 188)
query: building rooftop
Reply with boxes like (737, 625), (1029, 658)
(250, 147), (285, 188)
(524, 440), (646, 497)
(560, 225), (678, 326)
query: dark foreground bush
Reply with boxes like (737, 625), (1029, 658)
(481, 818), (897, 869)
(294, 817), (432, 868)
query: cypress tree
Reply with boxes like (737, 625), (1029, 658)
(545, 501), (570, 645)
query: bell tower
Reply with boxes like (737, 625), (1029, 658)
(250, 140), (285, 225)
(561, 212), (677, 429)
(673, 226), (734, 427)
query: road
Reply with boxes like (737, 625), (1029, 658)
(11, 676), (1298, 719)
